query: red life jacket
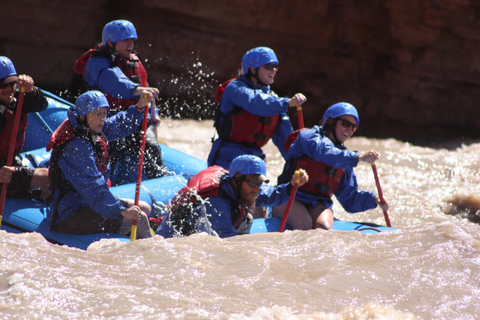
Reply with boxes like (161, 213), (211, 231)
(74, 49), (148, 111)
(0, 106), (29, 159)
(47, 119), (109, 190)
(283, 129), (345, 198)
(214, 78), (279, 148)
(169, 165), (243, 226)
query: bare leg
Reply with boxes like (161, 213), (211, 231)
(120, 199), (153, 238)
(272, 200), (312, 230)
(30, 168), (51, 199)
(308, 204), (334, 230)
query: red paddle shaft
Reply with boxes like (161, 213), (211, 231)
(296, 106), (304, 129)
(371, 163), (392, 227)
(278, 171), (301, 232)
(0, 89), (26, 225)
(131, 100), (150, 240)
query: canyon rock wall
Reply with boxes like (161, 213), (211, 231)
(2, 0), (480, 143)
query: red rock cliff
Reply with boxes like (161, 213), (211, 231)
(2, 0), (479, 143)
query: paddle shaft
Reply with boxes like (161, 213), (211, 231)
(371, 163), (392, 227)
(296, 106), (304, 129)
(0, 89), (26, 225)
(131, 100), (150, 241)
(278, 171), (301, 232)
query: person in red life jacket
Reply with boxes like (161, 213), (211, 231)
(47, 90), (153, 238)
(0, 56), (50, 201)
(156, 154), (308, 238)
(273, 102), (389, 230)
(75, 19), (164, 186)
(207, 46), (307, 171)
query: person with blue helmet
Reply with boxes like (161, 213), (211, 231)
(273, 102), (389, 230)
(74, 19), (165, 186)
(0, 56), (49, 201)
(156, 155), (308, 238)
(207, 46), (307, 178)
(47, 90), (154, 238)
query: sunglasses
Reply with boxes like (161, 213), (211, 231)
(245, 180), (263, 188)
(263, 63), (278, 71)
(0, 81), (17, 89)
(337, 118), (358, 132)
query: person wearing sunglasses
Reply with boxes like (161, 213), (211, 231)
(273, 102), (389, 230)
(0, 56), (50, 201)
(208, 46), (307, 178)
(156, 154), (308, 238)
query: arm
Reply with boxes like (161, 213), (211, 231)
(102, 104), (145, 141)
(85, 57), (139, 99)
(205, 196), (238, 238)
(292, 128), (359, 170)
(58, 139), (126, 219)
(334, 169), (377, 213)
(223, 81), (290, 117)
(271, 113), (294, 159)
(16, 74), (48, 114)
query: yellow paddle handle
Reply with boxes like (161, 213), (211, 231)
(130, 224), (137, 242)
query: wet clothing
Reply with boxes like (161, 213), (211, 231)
(0, 88), (48, 199)
(84, 49), (164, 186)
(47, 105), (143, 231)
(280, 125), (377, 212)
(207, 75), (293, 169)
(157, 166), (293, 238)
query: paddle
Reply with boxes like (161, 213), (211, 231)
(371, 163), (392, 227)
(278, 170), (301, 232)
(296, 105), (304, 129)
(0, 87), (26, 226)
(131, 96), (150, 241)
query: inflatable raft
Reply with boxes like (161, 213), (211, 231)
(1, 90), (394, 250)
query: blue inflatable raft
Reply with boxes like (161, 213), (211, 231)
(1, 90), (394, 250)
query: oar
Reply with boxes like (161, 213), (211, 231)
(278, 170), (301, 232)
(0, 87), (26, 227)
(371, 163), (392, 227)
(131, 96), (150, 241)
(296, 105), (304, 129)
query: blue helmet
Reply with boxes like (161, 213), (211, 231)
(102, 20), (138, 45)
(322, 102), (360, 126)
(75, 91), (110, 117)
(241, 47), (278, 75)
(0, 56), (18, 83)
(229, 155), (269, 182)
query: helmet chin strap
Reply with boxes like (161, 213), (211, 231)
(330, 119), (342, 145)
(250, 68), (267, 87)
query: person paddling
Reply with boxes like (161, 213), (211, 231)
(273, 102), (389, 230)
(156, 155), (308, 238)
(207, 46), (307, 171)
(0, 56), (50, 201)
(47, 91), (153, 238)
(75, 19), (165, 186)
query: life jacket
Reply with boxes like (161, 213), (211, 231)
(166, 166), (244, 235)
(279, 129), (345, 198)
(74, 48), (148, 111)
(213, 78), (279, 148)
(0, 105), (29, 159)
(47, 119), (109, 192)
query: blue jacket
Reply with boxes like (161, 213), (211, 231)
(84, 55), (139, 100)
(157, 175), (292, 238)
(207, 75), (293, 169)
(48, 105), (144, 227)
(285, 126), (377, 212)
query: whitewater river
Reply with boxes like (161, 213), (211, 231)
(1, 119), (480, 319)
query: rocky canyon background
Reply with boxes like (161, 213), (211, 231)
(2, 0), (480, 145)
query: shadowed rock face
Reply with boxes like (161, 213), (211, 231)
(2, 0), (479, 144)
